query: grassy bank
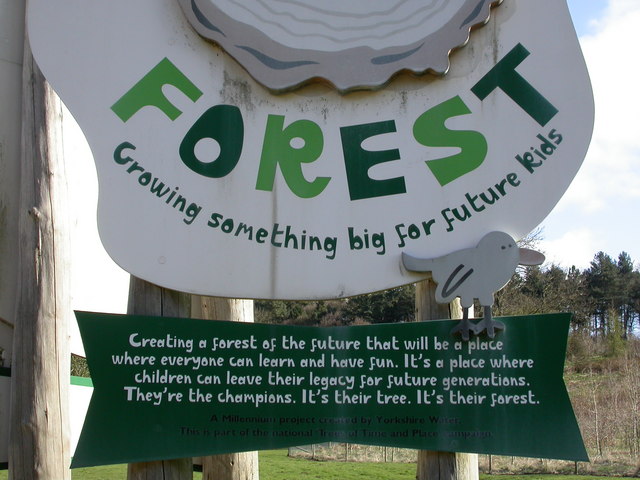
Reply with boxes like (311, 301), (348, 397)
(0, 450), (619, 479)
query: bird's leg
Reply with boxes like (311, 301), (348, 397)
(450, 308), (477, 341)
(476, 306), (505, 338)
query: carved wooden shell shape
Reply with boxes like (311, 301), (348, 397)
(177, 0), (502, 92)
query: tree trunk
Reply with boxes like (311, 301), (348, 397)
(128, 459), (193, 480)
(591, 375), (602, 457)
(192, 296), (259, 480)
(415, 278), (479, 480)
(8, 35), (71, 480)
(127, 277), (193, 480)
(201, 451), (258, 480)
(192, 297), (255, 327)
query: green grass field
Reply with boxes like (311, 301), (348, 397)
(0, 450), (615, 479)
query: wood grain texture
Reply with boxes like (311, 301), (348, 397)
(202, 451), (258, 480)
(192, 296), (259, 480)
(415, 278), (479, 480)
(128, 458), (193, 480)
(126, 277), (193, 480)
(417, 449), (479, 480)
(8, 36), (71, 480)
(192, 297), (255, 324)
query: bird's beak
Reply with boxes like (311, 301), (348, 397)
(518, 248), (545, 266)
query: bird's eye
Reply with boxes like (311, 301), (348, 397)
(501, 246), (506, 250)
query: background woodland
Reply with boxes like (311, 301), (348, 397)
(255, 243), (640, 474)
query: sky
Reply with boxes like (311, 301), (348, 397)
(540, 0), (640, 269)
(65, 0), (640, 326)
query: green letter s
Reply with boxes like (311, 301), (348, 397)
(413, 96), (487, 187)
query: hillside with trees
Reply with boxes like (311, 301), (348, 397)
(68, 244), (640, 473)
(257, 250), (640, 339)
(256, 249), (640, 474)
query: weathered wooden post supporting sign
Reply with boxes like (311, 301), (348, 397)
(25, 0), (594, 471)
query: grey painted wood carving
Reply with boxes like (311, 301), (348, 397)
(176, 0), (503, 92)
(403, 232), (545, 340)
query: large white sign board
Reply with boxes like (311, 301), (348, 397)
(27, 0), (593, 300)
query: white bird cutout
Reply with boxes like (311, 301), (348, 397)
(402, 231), (545, 340)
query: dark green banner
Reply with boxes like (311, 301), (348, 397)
(72, 312), (587, 468)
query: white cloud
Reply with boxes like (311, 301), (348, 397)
(543, 0), (640, 273)
(540, 228), (599, 270)
(560, 0), (640, 214)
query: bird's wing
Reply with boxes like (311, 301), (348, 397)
(435, 263), (475, 304)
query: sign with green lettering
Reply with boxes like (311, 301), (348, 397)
(72, 312), (587, 468)
(26, 0), (594, 299)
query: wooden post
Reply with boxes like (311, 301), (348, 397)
(0, 0), (25, 361)
(200, 451), (258, 480)
(8, 36), (71, 480)
(415, 277), (479, 480)
(127, 277), (193, 480)
(192, 296), (259, 480)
